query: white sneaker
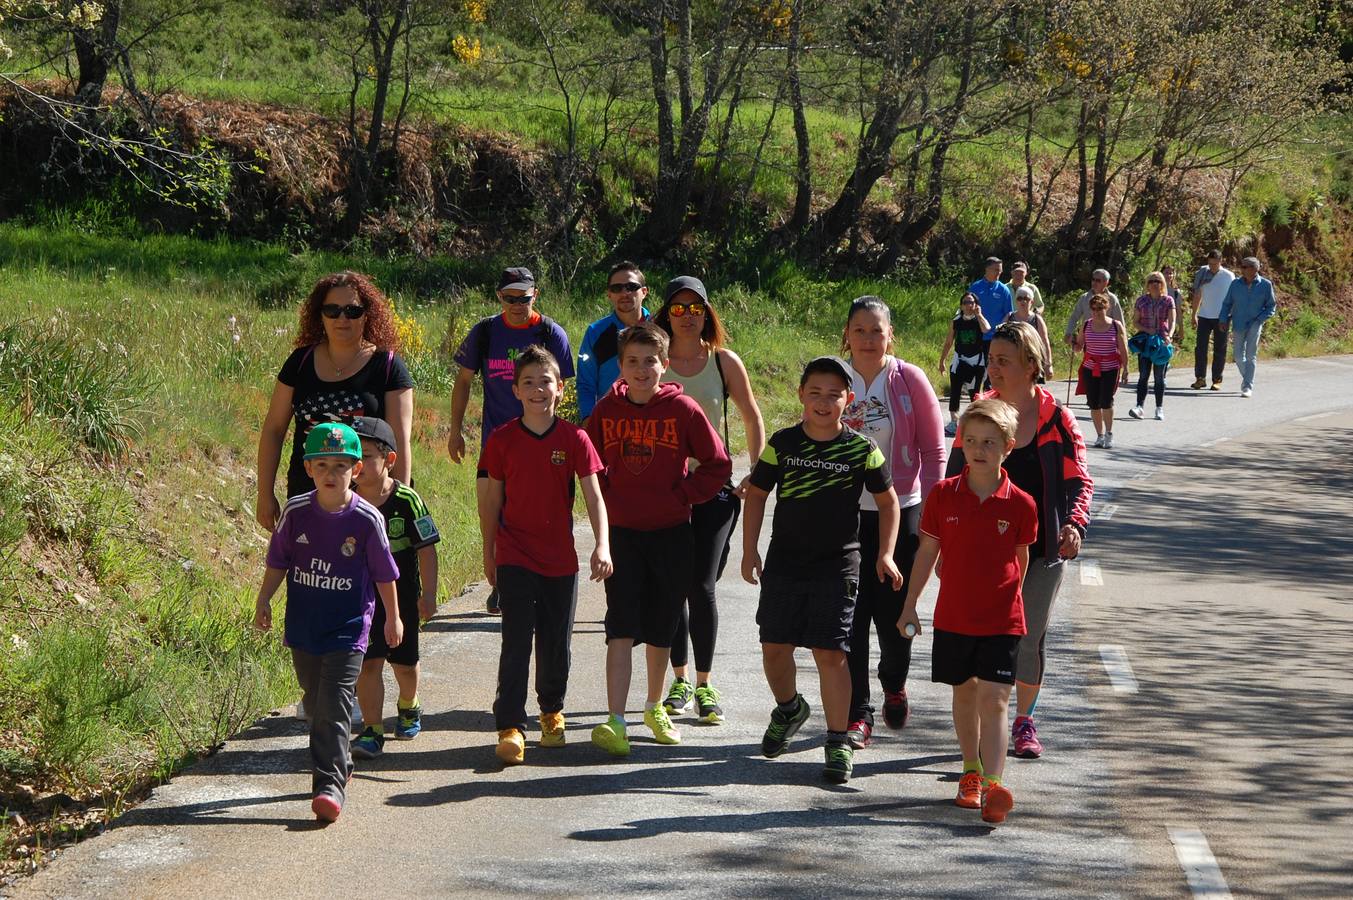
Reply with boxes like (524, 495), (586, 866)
(1154, 407), (1164, 420)
(1092, 433), (1105, 448)
(1128, 406), (1143, 419)
(1104, 432), (1114, 448)
(1241, 387), (1253, 398)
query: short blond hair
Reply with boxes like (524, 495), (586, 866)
(960, 398), (1019, 444)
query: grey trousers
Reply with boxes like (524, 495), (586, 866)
(1015, 560), (1066, 685)
(291, 647), (363, 803)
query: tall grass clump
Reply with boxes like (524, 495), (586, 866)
(0, 321), (153, 457)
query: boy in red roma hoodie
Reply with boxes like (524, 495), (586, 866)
(585, 321), (732, 755)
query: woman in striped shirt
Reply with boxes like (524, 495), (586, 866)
(1074, 294), (1129, 448)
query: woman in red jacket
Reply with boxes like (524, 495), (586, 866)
(944, 321), (1093, 759)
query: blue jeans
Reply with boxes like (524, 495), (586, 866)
(1233, 321), (1264, 389)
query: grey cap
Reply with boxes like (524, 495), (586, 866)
(497, 266), (536, 292)
(350, 416), (397, 454)
(1241, 256), (1262, 271)
(800, 355), (853, 387)
(664, 275), (708, 304)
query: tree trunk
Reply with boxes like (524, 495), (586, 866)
(786, 0), (811, 237)
(73, 2), (122, 108)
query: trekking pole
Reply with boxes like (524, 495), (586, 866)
(1065, 339), (1074, 406)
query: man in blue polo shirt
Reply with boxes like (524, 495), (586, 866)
(1218, 256), (1276, 399)
(969, 256), (1013, 387)
(576, 261), (650, 426)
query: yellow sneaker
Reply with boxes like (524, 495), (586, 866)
(540, 712), (566, 747)
(643, 704), (681, 745)
(495, 728), (525, 765)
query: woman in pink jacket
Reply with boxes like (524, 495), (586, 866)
(840, 296), (947, 749)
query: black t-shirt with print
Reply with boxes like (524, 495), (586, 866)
(277, 345), (414, 498)
(952, 313), (986, 357)
(377, 481), (440, 605)
(749, 424), (892, 577)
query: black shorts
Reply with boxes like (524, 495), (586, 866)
(366, 589), (421, 666)
(930, 629), (1020, 685)
(757, 568), (859, 652)
(1080, 366), (1120, 410)
(604, 523), (693, 646)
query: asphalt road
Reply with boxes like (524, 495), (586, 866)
(12, 354), (1353, 899)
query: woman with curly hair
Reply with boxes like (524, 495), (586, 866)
(255, 271), (415, 531)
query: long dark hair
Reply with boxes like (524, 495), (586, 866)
(654, 284), (730, 350)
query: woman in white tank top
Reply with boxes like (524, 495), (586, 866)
(654, 276), (765, 724)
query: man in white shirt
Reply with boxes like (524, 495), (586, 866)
(1189, 250), (1235, 390)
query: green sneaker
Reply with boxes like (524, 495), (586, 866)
(643, 704), (681, 744)
(591, 715), (630, 757)
(663, 677), (695, 714)
(823, 742), (854, 783)
(694, 683), (724, 724)
(761, 695), (811, 758)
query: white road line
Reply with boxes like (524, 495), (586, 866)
(1079, 558), (1103, 585)
(1294, 411), (1338, 423)
(1098, 503), (1118, 521)
(1169, 828), (1233, 899)
(1097, 644), (1139, 693)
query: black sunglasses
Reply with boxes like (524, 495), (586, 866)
(501, 292), (535, 304)
(608, 282), (643, 294)
(321, 304), (366, 319)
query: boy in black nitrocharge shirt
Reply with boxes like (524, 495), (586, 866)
(740, 356), (903, 785)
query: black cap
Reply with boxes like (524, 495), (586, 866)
(800, 355), (853, 388)
(497, 266), (536, 292)
(350, 416), (397, 454)
(664, 275), (708, 305)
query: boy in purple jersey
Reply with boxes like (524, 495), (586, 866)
(254, 422), (402, 823)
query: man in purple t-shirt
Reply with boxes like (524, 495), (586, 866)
(255, 422), (401, 823)
(446, 266), (574, 613)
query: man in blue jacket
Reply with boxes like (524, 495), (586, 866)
(576, 261), (651, 426)
(1219, 256), (1277, 399)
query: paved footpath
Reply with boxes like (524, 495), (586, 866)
(12, 355), (1353, 899)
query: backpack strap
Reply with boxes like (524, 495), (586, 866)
(473, 316), (496, 375)
(712, 348), (730, 450)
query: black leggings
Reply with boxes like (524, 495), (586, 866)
(669, 488), (740, 672)
(948, 361), (985, 413)
(847, 503), (922, 724)
(1135, 355), (1167, 407)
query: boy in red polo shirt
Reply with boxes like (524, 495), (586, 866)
(478, 345), (613, 766)
(898, 398), (1037, 824)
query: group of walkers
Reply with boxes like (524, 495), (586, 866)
(941, 252), (1277, 450)
(248, 248), (1272, 826)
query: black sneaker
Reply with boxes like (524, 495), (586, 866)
(882, 689), (911, 730)
(761, 695), (811, 758)
(694, 684), (724, 724)
(823, 741), (854, 783)
(486, 587), (501, 615)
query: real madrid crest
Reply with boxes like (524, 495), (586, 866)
(341, 536), (357, 557)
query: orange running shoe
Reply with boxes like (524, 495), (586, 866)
(955, 771), (983, 808)
(981, 782), (1014, 824)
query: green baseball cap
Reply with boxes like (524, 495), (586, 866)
(303, 422), (362, 460)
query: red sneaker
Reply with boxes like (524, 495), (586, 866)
(882, 689), (911, 729)
(311, 793), (342, 823)
(955, 771), (983, 809)
(846, 719), (872, 750)
(981, 782), (1014, 823)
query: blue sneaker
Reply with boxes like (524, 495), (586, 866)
(394, 703), (422, 740)
(351, 726), (385, 760)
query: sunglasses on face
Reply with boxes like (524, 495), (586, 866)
(321, 304), (366, 319)
(501, 293), (535, 304)
(608, 282), (643, 294)
(668, 302), (706, 318)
